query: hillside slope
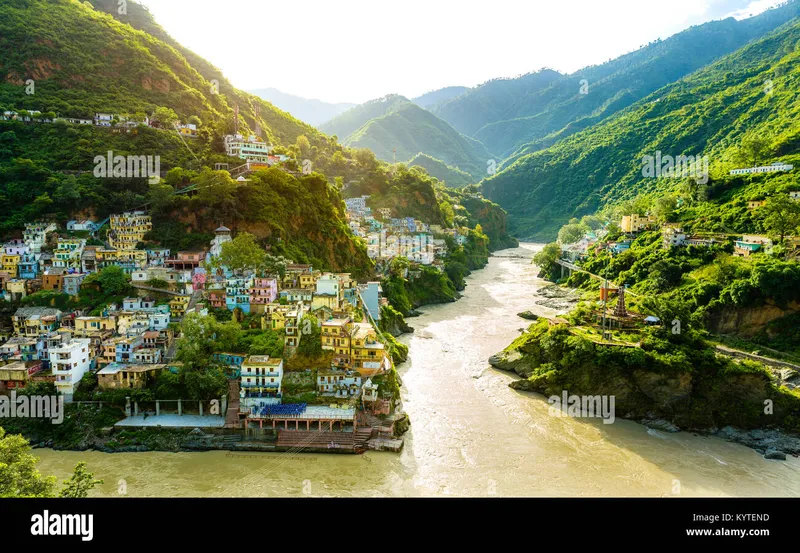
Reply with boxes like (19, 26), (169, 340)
(433, 1), (800, 159)
(343, 100), (493, 179)
(481, 17), (800, 240)
(407, 153), (474, 188)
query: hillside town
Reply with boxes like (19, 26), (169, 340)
(0, 207), (407, 453)
(344, 194), (469, 268)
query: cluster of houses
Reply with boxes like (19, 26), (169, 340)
(0, 297), (178, 401)
(0, 212), (165, 303)
(1, 110), (198, 136)
(561, 209), (779, 262)
(344, 195), (467, 266)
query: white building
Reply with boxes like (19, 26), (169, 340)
(208, 226), (232, 259)
(49, 337), (92, 400)
(729, 162), (794, 175)
(223, 134), (273, 163)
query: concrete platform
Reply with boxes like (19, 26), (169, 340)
(115, 414), (226, 428)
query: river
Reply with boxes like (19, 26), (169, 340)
(34, 244), (800, 497)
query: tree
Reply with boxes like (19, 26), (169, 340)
(183, 366), (227, 400)
(0, 427), (56, 497)
(296, 315), (322, 357)
(187, 115), (202, 128)
(211, 232), (267, 274)
(263, 254), (288, 279)
(648, 259), (683, 291)
(147, 181), (175, 215)
(558, 223), (587, 245)
(532, 242), (561, 280)
(59, 462), (103, 498)
(353, 148), (378, 170)
(97, 265), (131, 295)
(295, 135), (312, 159)
(580, 215), (604, 230)
(652, 195), (678, 223)
(439, 200), (455, 227)
(734, 134), (772, 167)
(0, 428), (101, 498)
(177, 313), (242, 366)
(248, 330), (284, 357)
(53, 175), (81, 209)
(762, 194), (800, 244)
(151, 107), (179, 129)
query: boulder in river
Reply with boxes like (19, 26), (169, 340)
(517, 311), (539, 321)
(764, 449), (787, 460)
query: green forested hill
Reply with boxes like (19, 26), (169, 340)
(407, 153), (474, 188)
(0, 0), (330, 152)
(433, 1), (800, 160)
(0, 0), (516, 272)
(320, 95), (409, 141)
(343, 100), (493, 179)
(481, 16), (800, 241)
(430, 69), (563, 138)
(321, 94), (493, 179)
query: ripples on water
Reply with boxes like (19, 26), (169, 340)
(34, 245), (800, 497)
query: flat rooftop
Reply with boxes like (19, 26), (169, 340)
(115, 414), (225, 428)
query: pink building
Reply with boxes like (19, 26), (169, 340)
(192, 268), (207, 291)
(250, 278), (278, 311)
(207, 290), (226, 309)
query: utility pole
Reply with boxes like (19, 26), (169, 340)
(602, 278), (608, 341)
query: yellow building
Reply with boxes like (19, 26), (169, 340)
(74, 316), (116, 338)
(53, 238), (85, 270)
(5, 280), (27, 301)
(620, 214), (657, 233)
(108, 211), (152, 251)
(299, 272), (320, 289)
(747, 200), (767, 210)
(261, 303), (290, 331)
(1, 254), (20, 277)
(349, 322), (390, 377)
(96, 248), (147, 270)
(97, 363), (164, 390)
(169, 295), (190, 318)
(321, 317), (352, 367)
(311, 293), (339, 311)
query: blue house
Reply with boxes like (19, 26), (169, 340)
(17, 254), (39, 279)
(360, 282), (382, 321)
(212, 352), (247, 368)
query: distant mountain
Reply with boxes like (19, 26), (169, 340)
(481, 16), (800, 240)
(432, 1), (800, 159)
(407, 153), (474, 188)
(430, 69), (562, 138)
(323, 95), (493, 180)
(250, 87), (355, 127)
(412, 86), (469, 109)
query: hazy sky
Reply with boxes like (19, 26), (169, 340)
(137, 0), (783, 104)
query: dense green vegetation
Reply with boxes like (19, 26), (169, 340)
(481, 11), (800, 240)
(496, 320), (800, 432)
(322, 95), (493, 179)
(433, 1), (800, 159)
(0, 425), (101, 497)
(407, 153), (474, 188)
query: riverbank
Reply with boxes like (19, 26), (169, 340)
(488, 282), (800, 459)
